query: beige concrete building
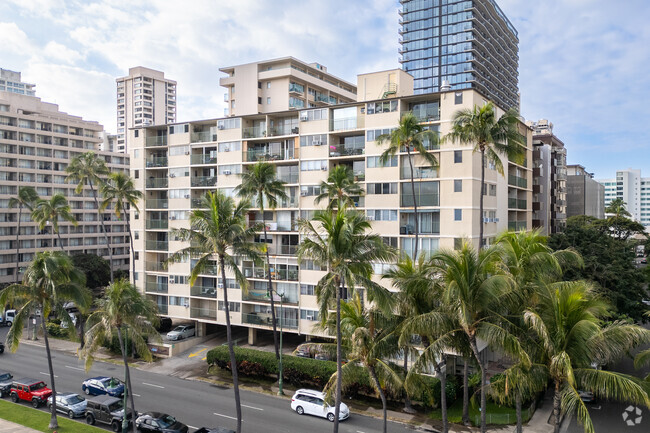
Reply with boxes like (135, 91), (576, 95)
(219, 57), (357, 117)
(116, 67), (176, 153)
(0, 90), (130, 283)
(0, 69), (36, 96)
(129, 68), (532, 341)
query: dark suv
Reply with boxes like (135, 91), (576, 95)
(0, 371), (13, 398)
(9, 378), (52, 407)
(85, 395), (134, 432)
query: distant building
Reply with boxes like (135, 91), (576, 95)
(0, 68), (35, 96)
(219, 57), (357, 117)
(598, 168), (650, 231)
(100, 132), (118, 152)
(116, 67), (176, 153)
(567, 164), (604, 219)
(527, 119), (566, 235)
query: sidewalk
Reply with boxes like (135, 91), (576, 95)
(0, 418), (40, 432)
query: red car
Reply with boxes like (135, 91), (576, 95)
(9, 377), (52, 408)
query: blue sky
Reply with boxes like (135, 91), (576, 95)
(1, 0), (648, 179)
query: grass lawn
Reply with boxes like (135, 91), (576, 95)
(0, 399), (105, 432)
(429, 398), (532, 426)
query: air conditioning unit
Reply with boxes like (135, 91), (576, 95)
(312, 140), (322, 146)
(494, 217), (500, 222)
(169, 173), (176, 178)
(168, 277), (175, 284)
(306, 314), (314, 320)
(184, 194), (190, 199)
(217, 124), (225, 130)
(223, 170), (231, 175)
(185, 151), (190, 155)
(300, 113), (309, 121)
(223, 146), (230, 152)
(483, 217), (490, 223)
(217, 283), (224, 289)
(169, 216), (176, 220)
(320, 166), (327, 171)
(367, 215), (375, 221)
(300, 191), (308, 197)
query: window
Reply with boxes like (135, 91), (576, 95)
(267, 97), (271, 105)
(454, 150), (462, 163)
(454, 209), (462, 221)
(300, 185), (321, 196)
(300, 160), (327, 171)
(169, 189), (190, 199)
(454, 92), (463, 104)
(367, 155), (397, 168)
(382, 237), (398, 248)
(454, 179), (462, 192)
(258, 81), (262, 89)
(258, 97), (262, 104)
(218, 301), (240, 312)
(366, 128), (396, 142)
(367, 183), (397, 194)
(300, 134), (327, 147)
(367, 209), (398, 221)
(218, 164), (241, 175)
(299, 108), (328, 122)
(169, 296), (188, 307)
(169, 145), (189, 156)
(267, 82), (271, 89)
(134, 130), (139, 138)
(300, 284), (315, 295)
(134, 170), (139, 179)
(217, 118), (241, 130)
(489, 184), (497, 196)
(218, 141), (241, 152)
(366, 100), (398, 114)
(300, 309), (319, 321)
(169, 124), (188, 134)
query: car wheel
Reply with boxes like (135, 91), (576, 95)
(10, 393), (17, 403)
(5, 321), (11, 327)
(32, 399), (40, 408)
(68, 410), (75, 419)
(327, 413), (335, 422)
(86, 414), (95, 425)
(111, 420), (120, 432)
(295, 406), (304, 415)
(83, 386), (90, 395)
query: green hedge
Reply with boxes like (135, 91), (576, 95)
(45, 322), (67, 338)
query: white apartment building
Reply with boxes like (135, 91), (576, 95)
(116, 67), (176, 153)
(0, 90), (130, 283)
(129, 68), (532, 343)
(0, 69), (36, 96)
(599, 169), (650, 231)
(219, 57), (357, 117)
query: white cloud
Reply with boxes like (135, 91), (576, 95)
(42, 41), (85, 64)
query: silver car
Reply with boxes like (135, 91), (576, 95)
(166, 324), (195, 341)
(47, 392), (87, 418)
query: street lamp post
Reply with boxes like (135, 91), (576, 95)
(268, 287), (285, 396)
(122, 330), (129, 433)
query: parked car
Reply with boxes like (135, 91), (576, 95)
(194, 428), (236, 433)
(47, 392), (87, 418)
(578, 390), (596, 403)
(0, 341), (4, 354)
(1, 309), (15, 327)
(641, 258), (647, 264)
(166, 324), (195, 341)
(135, 412), (189, 433)
(0, 371), (13, 397)
(314, 353), (331, 361)
(291, 389), (349, 422)
(85, 395), (134, 432)
(9, 378), (52, 408)
(82, 376), (125, 397)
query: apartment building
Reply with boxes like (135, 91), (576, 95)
(116, 67), (176, 153)
(527, 119), (567, 235)
(0, 90), (130, 283)
(598, 169), (650, 231)
(219, 57), (357, 117)
(566, 164), (604, 219)
(130, 68), (532, 341)
(399, 0), (519, 109)
(0, 69), (36, 96)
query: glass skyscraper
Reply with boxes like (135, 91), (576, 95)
(399, 0), (519, 109)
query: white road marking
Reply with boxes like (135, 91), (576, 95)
(132, 394), (141, 397)
(65, 365), (84, 371)
(187, 426), (199, 430)
(214, 412), (238, 420)
(242, 404), (264, 411)
(39, 372), (57, 378)
(142, 382), (164, 389)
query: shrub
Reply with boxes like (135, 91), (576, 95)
(408, 374), (458, 410)
(45, 322), (66, 338)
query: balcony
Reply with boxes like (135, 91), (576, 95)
(507, 198), (526, 210)
(190, 154), (218, 165)
(146, 178), (168, 188)
(243, 126), (266, 139)
(146, 136), (167, 147)
(269, 125), (299, 137)
(191, 131), (217, 143)
(508, 221), (528, 231)
(191, 176), (218, 187)
(146, 157), (168, 168)
(146, 199), (169, 209)
(191, 307), (217, 320)
(145, 282), (168, 293)
(401, 193), (439, 207)
(191, 198), (206, 209)
(289, 83), (304, 94)
(244, 148), (298, 162)
(145, 262), (166, 272)
(508, 175), (528, 188)
(279, 245), (298, 255)
(329, 145), (364, 157)
(400, 166), (438, 180)
(276, 173), (299, 184)
(146, 219), (169, 230)
(146, 240), (169, 251)
(242, 313), (298, 329)
(242, 265), (299, 281)
(190, 285), (218, 298)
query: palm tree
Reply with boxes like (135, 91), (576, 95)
(0, 251), (89, 429)
(9, 186), (39, 282)
(235, 161), (287, 360)
(525, 280), (650, 433)
(100, 172), (143, 284)
(31, 194), (78, 252)
(297, 207), (395, 433)
(444, 102), (525, 247)
(314, 165), (364, 210)
(605, 197), (631, 218)
(82, 279), (160, 433)
(431, 242), (529, 433)
(377, 112), (438, 259)
(66, 151), (113, 282)
(167, 191), (259, 433)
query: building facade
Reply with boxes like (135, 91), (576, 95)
(129, 69), (532, 340)
(0, 69), (36, 96)
(0, 90), (131, 283)
(566, 164), (604, 219)
(219, 57), (357, 117)
(598, 169), (650, 231)
(116, 67), (177, 153)
(528, 119), (566, 235)
(399, 0), (519, 109)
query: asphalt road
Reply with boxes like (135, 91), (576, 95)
(0, 326), (417, 433)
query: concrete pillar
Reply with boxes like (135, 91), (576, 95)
(248, 327), (258, 346)
(305, 335), (312, 342)
(196, 321), (207, 337)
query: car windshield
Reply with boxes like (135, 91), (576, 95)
(158, 414), (176, 428)
(108, 401), (124, 412)
(66, 395), (85, 405)
(30, 382), (46, 391)
(0, 374), (11, 381)
(102, 378), (121, 388)
(172, 326), (184, 332)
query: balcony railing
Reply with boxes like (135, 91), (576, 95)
(508, 175), (528, 188)
(279, 245), (298, 255)
(242, 266), (299, 281)
(191, 176), (218, 187)
(145, 262), (166, 272)
(191, 307), (217, 320)
(244, 148), (298, 162)
(401, 194), (439, 207)
(276, 173), (299, 184)
(146, 220), (169, 230)
(146, 157), (168, 168)
(242, 313), (298, 329)
(145, 282), (168, 293)
(190, 285), (218, 298)
(243, 126), (266, 139)
(269, 125), (299, 137)
(145, 240), (169, 251)
(191, 131), (217, 143)
(508, 221), (528, 231)
(329, 146), (364, 157)
(190, 154), (218, 165)
(146, 178), (168, 188)
(146, 199), (168, 209)
(146, 136), (167, 147)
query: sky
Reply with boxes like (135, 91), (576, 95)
(1, 0), (648, 179)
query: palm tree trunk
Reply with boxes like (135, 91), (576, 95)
(469, 336), (487, 433)
(262, 218), (280, 360)
(90, 181), (113, 283)
(368, 365), (388, 433)
(462, 357), (470, 426)
(126, 211), (135, 284)
(403, 349), (415, 413)
(56, 231), (65, 252)
(333, 275), (343, 433)
(479, 147), (485, 248)
(516, 393), (522, 433)
(15, 206), (22, 283)
(41, 319), (59, 429)
(435, 359), (448, 433)
(117, 326), (137, 433)
(553, 380), (561, 433)
(407, 147), (419, 259)
(220, 256), (242, 433)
